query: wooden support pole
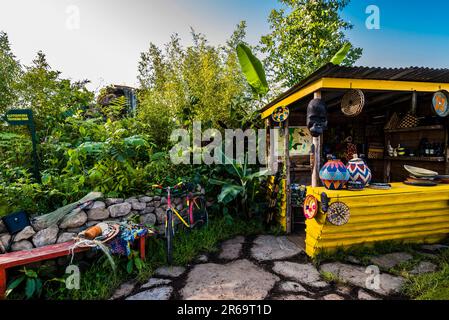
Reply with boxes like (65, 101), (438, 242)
(311, 91), (322, 188)
(284, 119), (292, 233)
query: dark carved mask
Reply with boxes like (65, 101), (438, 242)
(307, 98), (328, 137)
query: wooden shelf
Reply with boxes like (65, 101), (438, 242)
(385, 125), (444, 133)
(385, 156), (445, 162)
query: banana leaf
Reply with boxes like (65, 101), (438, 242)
(236, 43), (269, 96)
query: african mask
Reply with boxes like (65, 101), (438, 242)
(307, 98), (328, 137)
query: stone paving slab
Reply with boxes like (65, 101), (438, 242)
(320, 262), (405, 296)
(181, 259), (279, 300)
(273, 262), (328, 288)
(126, 286), (173, 300)
(278, 281), (309, 294)
(251, 235), (303, 261)
(410, 261), (437, 275)
(219, 236), (244, 260)
(154, 266), (186, 278)
(369, 252), (413, 270)
(141, 278), (172, 289)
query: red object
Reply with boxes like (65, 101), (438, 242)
(0, 235), (150, 299)
(303, 195), (319, 219)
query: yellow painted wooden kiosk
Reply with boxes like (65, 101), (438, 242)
(262, 64), (449, 257)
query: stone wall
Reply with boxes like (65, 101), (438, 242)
(0, 193), (195, 254)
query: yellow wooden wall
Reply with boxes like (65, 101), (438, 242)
(305, 183), (449, 257)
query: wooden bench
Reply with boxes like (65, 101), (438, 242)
(0, 236), (147, 299)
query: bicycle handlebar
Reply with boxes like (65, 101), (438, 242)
(152, 182), (184, 190)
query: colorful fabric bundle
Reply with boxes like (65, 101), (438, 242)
(108, 223), (150, 257)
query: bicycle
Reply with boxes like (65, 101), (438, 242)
(152, 182), (208, 264)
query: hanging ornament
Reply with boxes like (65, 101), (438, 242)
(327, 202), (350, 226)
(272, 106), (290, 135)
(341, 89), (365, 117)
(303, 195), (318, 220)
(432, 91), (449, 117)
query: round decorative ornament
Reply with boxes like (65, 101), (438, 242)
(327, 202), (350, 226)
(272, 106), (290, 123)
(319, 158), (350, 190)
(432, 91), (449, 117)
(346, 154), (372, 187)
(303, 195), (318, 220)
(341, 89), (365, 117)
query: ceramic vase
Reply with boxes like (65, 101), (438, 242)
(319, 158), (350, 190)
(346, 154), (372, 187)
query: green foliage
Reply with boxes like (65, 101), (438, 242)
(236, 43), (269, 97)
(330, 42), (352, 65)
(126, 250), (144, 274)
(6, 268), (43, 299)
(260, 0), (363, 88)
(0, 31), (21, 115)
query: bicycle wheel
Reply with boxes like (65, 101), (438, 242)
(166, 209), (174, 265)
(192, 197), (208, 229)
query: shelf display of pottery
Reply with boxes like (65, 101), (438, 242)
(319, 157), (350, 190)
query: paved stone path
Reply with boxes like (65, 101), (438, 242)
(113, 235), (443, 301)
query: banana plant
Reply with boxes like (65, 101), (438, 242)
(236, 43), (269, 97)
(209, 150), (268, 218)
(6, 267), (43, 299)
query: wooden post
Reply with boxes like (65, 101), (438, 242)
(0, 268), (6, 300)
(311, 91), (322, 188)
(284, 119), (292, 233)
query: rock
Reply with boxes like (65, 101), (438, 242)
(153, 201), (161, 208)
(219, 236), (244, 260)
(139, 196), (153, 203)
(410, 261), (437, 275)
(14, 226), (36, 242)
(11, 240), (34, 251)
(322, 294), (344, 300)
(132, 201), (147, 211)
(421, 244), (449, 252)
(141, 278), (172, 289)
(336, 285), (353, 296)
(195, 255), (209, 263)
(66, 227), (86, 233)
(57, 232), (76, 244)
(370, 252), (413, 270)
(155, 208), (166, 224)
(126, 286), (173, 300)
(0, 220), (6, 233)
(173, 198), (182, 206)
(142, 207), (155, 214)
(272, 262), (328, 288)
(109, 202), (132, 218)
(30, 219), (48, 232)
(0, 233), (12, 248)
(273, 295), (313, 300)
(32, 225), (59, 248)
(161, 197), (168, 205)
(140, 214), (157, 226)
(105, 198), (124, 206)
(155, 266), (186, 278)
(111, 281), (137, 300)
(125, 197), (138, 204)
(346, 256), (361, 264)
(59, 211), (88, 229)
(87, 201), (109, 221)
(251, 236), (302, 261)
(181, 260), (279, 300)
(278, 281), (308, 294)
(320, 262), (405, 296)
(153, 196), (161, 201)
(358, 289), (380, 300)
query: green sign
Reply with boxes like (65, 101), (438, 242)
(3, 109), (41, 183)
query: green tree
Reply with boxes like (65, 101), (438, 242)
(261, 0), (363, 88)
(0, 31), (21, 114)
(137, 24), (251, 140)
(15, 51), (93, 130)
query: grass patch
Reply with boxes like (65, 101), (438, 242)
(15, 217), (266, 300)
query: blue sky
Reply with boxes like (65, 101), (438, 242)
(1, 1), (448, 90)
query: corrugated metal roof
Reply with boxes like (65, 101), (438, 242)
(262, 64), (449, 112)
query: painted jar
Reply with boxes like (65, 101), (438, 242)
(319, 157), (350, 190)
(346, 154), (372, 187)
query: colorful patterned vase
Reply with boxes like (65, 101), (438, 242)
(346, 154), (372, 187)
(319, 157), (350, 190)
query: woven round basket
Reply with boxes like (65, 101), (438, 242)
(341, 89), (365, 117)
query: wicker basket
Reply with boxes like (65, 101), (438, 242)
(341, 89), (365, 117)
(398, 113), (419, 128)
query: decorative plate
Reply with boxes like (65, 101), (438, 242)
(272, 106), (290, 123)
(368, 183), (392, 190)
(432, 91), (449, 117)
(404, 165), (438, 177)
(327, 202), (350, 226)
(303, 195), (318, 220)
